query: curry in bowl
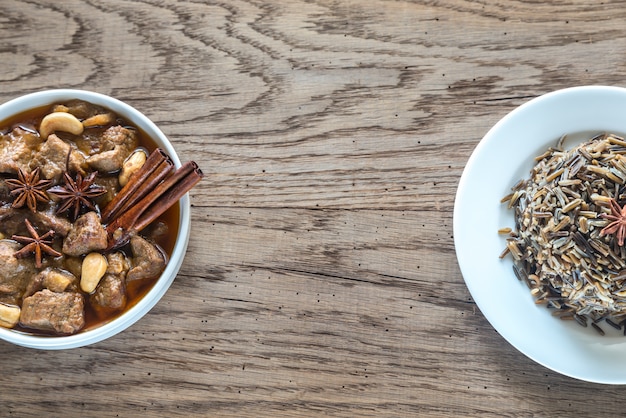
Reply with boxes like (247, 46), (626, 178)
(0, 99), (202, 336)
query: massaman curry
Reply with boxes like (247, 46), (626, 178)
(0, 99), (202, 336)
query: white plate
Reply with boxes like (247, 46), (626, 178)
(454, 86), (626, 384)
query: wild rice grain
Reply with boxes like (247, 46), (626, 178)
(592, 322), (605, 335)
(605, 318), (622, 330)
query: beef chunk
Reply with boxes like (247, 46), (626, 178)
(91, 274), (126, 310)
(91, 252), (130, 309)
(32, 209), (72, 237)
(20, 289), (85, 334)
(0, 205), (15, 222)
(0, 207), (24, 238)
(62, 256), (83, 279)
(91, 175), (118, 208)
(0, 179), (11, 203)
(127, 235), (166, 282)
(62, 211), (108, 256)
(86, 126), (138, 172)
(24, 268), (77, 297)
(58, 100), (109, 120)
(0, 127), (43, 175)
(143, 220), (169, 243)
(0, 240), (37, 305)
(22, 273), (42, 298)
(33, 134), (87, 181)
(106, 252), (130, 276)
(91, 252), (129, 311)
(0, 207), (71, 239)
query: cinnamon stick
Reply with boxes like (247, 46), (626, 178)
(101, 149), (172, 223)
(106, 161), (204, 249)
(132, 162), (203, 233)
(113, 158), (174, 219)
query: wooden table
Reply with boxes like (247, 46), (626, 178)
(1, 0), (625, 416)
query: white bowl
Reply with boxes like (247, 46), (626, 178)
(454, 86), (626, 384)
(0, 89), (191, 349)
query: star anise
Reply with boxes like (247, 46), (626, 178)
(600, 198), (626, 246)
(12, 219), (62, 268)
(5, 167), (51, 212)
(48, 171), (107, 221)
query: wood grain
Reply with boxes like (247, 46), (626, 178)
(1, 0), (626, 416)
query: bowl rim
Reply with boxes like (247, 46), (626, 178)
(0, 89), (191, 349)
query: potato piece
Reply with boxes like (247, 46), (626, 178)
(0, 303), (20, 328)
(51, 104), (69, 113)
(44, 269), (75, 293)
(82, 112), (115, 128)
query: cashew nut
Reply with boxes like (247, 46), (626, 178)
(82, 112), (115, 128)
(39, 112), (84, 140)
(119, 149), (147, 186)
(0, 303), (20, 328)
(80, 252), (108, 293)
